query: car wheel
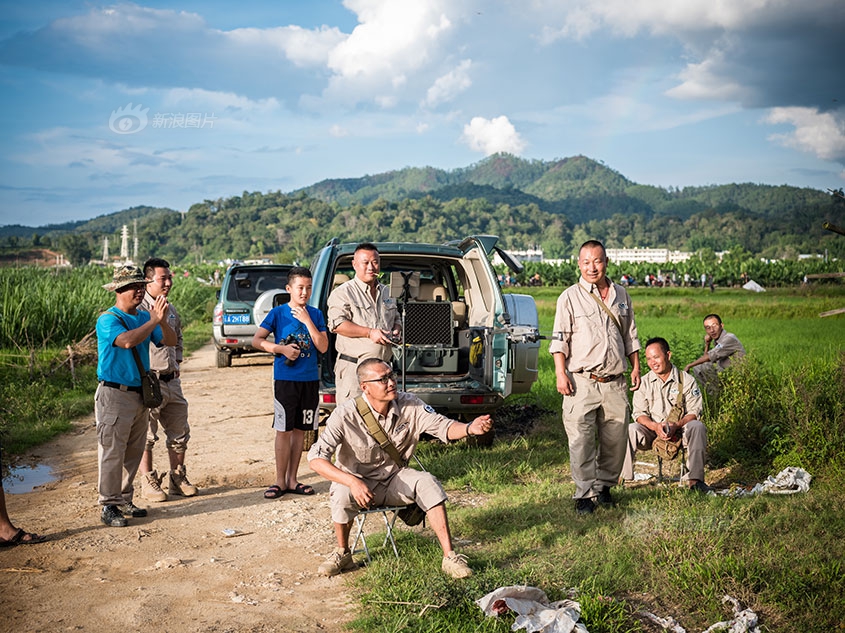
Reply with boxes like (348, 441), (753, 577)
(216, 349), (232, 368)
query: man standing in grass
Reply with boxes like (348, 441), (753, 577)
(327, 243), (401, 404)
(684, 313), (745, 394)
(622, 337), (711, 492)
(96, 265), (175, 527)
(308, 358), (492, 579)
(550, 240), (641, 515)
(138, 258), (198, 502)
(253, 266), (328, 500)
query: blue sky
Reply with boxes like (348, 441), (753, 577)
(1, 0), (844, 226)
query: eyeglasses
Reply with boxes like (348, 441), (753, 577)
(362, 371), (396, 385)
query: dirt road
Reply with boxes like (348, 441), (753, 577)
(1, 344), (353, 633)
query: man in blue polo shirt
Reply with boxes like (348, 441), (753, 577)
(96, 265), (175, 527)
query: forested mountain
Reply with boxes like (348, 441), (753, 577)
(1, 154), (842, 266)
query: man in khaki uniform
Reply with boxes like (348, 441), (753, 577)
(622, 337), (711, 492)
(684, 313), (745, 394)
(327, 243), (401, 403)
(550, 240), (641, 515)
(138, 258), (197, 502)
(308, 359), (492, 579)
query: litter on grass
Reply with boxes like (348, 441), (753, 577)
(640, 595), (761, 633)
(477, 585), (589, 633)
(713, 467), (811, 498)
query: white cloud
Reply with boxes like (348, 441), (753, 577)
(163, 88), (281, 113)
(423, 59), (472, 108)
(666, 45), (751, 102)
(321, 0), (467, 106)
(765, 107), (845, 163)
(460, 115), (526, 155)
(329, 124), (350, 138)
(226, 25), (346, 67)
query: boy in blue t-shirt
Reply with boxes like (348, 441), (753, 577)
(252, 267), (328, 498)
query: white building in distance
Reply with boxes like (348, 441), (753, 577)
(606, 248), (692, 264)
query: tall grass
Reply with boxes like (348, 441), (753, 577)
(0, 266), (218, 456)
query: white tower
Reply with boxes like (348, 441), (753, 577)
(120, 225), (130, 261)
(103, 236), (109, 262)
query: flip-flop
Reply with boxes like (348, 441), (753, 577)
(263, 485), (285, 499)
(287, 483), (315, 496)
(0, 528), (47, 547)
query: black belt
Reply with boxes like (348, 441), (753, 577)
(100, 381), (142, 393)
(589, 373), (621, 383)
(338, 353), (358, 364)
(156, 372), (176, 382)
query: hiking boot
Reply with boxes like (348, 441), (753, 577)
(168, 465), (198, 497)
(118, 502), (148, 518)
(101, 505), (128, 527)
(141, 470), (168, 502)
(596, 486), (616, 508)
(317, 548), (356, 577)
(442, 552), (473, 579)
(689, 480), (713, 494)
(575, 498), (595, 515)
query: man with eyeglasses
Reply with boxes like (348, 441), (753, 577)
(96, 265), (176, 527)
(326, 243), (402, 403)
(308, 359), (492, 579)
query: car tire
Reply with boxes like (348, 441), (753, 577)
(216, 349), (232, 368)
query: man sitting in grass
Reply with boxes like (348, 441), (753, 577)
(684, 313), (745, 394)
(307, 358), (492, 579)
(622, 337), (712, 493)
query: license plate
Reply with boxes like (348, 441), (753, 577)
(223, 313), (251, 325)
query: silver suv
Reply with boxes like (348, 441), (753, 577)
(212, 264), (293, 367)
(309, 236), (540, 420)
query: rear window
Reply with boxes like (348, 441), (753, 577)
(225, 269), (290, 303)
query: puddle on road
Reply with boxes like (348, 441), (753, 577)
(3, 463), (56, 494)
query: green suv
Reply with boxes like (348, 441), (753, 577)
(212, 263), (293, 367)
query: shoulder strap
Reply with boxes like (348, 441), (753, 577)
(675, 371), (685, 409)
(355, 396), (405, 466)
(578, 284), (623, 335)
(107, 310), (145, 379)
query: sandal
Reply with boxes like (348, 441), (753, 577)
(287, 483), (315, 496)
(0, 528), (47, 547)
(263, 485), (285, 499)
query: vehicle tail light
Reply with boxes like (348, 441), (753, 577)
(213, 303), (223, 325)
(321, 394), (336, 404)
(460, 395), (486, 405)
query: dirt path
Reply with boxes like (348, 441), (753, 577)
(1, 343), (353, 633)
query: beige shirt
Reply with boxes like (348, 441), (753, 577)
(549, 278), (640, 376)
(141, 293), (182, 373)
(633, 365), (702, 424)
(708, 330), (745, 369)
(307, 392), (455, 482)
(326, 277), (400, 361)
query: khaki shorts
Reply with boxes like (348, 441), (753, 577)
(328, 467), (447, 524)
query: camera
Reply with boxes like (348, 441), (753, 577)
(282, 334), (300, 366)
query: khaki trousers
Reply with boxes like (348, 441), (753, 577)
(562, 373), (630, 499)
(621, 419), (708, 482)
(95, 384), (149, 506)
(146, 378), (190, 453)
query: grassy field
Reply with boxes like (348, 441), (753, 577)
(348, 285), (845, 633)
